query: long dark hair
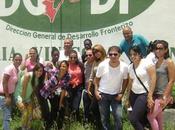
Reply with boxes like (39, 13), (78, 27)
(30, 47), (40, 62)
(129, 45), (143, 58)
(147, 40), (159, 53)
(31, 63), (45, 100)
(156, 40), (170, 59)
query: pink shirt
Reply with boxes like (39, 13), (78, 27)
(25, 59), (36, 72)
(0, 64), (18, 94)
(69, 63), (83, 87)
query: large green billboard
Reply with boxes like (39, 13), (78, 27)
(0, 0), (175, 76)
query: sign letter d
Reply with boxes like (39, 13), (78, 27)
(0, 0), (20, 16)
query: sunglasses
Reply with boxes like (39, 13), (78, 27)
(93, 49), (100, 53)
(109, 53), (118, 57)
(86, 54), (93, 57)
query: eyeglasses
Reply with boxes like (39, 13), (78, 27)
(109, 53), (118, 57)
(156, 47), (164, 50)
(86, 54), (93, 57)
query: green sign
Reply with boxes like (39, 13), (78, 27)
(0, 0), (154, 32)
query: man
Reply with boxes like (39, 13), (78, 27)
(94, 46), (128, 130)
(81, 39), (92, 63)
(120, 26), (149, 59)
(82, 49), (94, 124)
(59, 38), (82, 62)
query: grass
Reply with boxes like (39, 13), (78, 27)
(1, 86), (175, 130)
(0, 108), (175, 130)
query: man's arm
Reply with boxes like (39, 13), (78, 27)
(116, 78), (129, 101)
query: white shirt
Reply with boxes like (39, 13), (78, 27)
(145, 52), (157, 65)
(128, 59), (154, 94)
(59, 50), (82, 62)
(96, 59), (128, 95)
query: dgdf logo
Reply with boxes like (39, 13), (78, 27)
(0, 0), (154, 32)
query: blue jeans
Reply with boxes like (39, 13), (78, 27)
(67, 85), (82, 119)
(129, 91), (148, 130)
(98, 93), (123, 130)
(0, 96), (12, 130)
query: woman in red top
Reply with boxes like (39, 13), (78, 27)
(67, 50), (84, 120)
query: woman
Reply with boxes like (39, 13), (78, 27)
(15, 63), (45, 130)
(87, 44), (106, 129)
(67, 50), (84, 120)
(147, 40), (175, 130)
(128, 45), (156, 130)
(51, 47), (60, 69)
(39, 60), (71, 130)
(20, 47), (43, 72)
(87, 44), (106, 97)
(0, 53), (22, 130)
(82, 49), (94, 124)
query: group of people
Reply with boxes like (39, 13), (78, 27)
(0, 26), (175, 130)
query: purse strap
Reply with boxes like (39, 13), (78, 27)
(133, 64), (149, 93)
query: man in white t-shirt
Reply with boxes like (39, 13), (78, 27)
(59, 38), (82, 62)
(94, 46), (128, 130)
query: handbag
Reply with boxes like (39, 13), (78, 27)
(32, 95), (42, 119)
(133, 64), (149, 93)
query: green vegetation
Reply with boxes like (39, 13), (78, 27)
(0, 108), (175, 130)
(0, 85), (174, 129)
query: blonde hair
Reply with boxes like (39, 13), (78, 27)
(92, 44), (106, 62)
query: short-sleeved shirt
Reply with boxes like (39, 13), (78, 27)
(69, 63), (83, 87)
(25, 58), (44, 72)
(96, 59), (128, 95)
(25, 59), (36, 72)
(120, 34), (149, 58)
(145, 52), (157, 65)
(128, 59), (154, 94)
(59, 50), (82, 62)
(0, 64), (18, 94)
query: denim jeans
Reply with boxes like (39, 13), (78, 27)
(98, 93), (123, 130)
(0, 96), (12, 130)
(83, 90), (91, 121)
(67, 85), (82, 120)
(129, 91), (148, 130)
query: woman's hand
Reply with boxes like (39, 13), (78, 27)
(17, 102), (25, 111)
(115, 94), (123, 101)
(5, 96), (11, 106)
(147, 96), (154, 110)
(87, 84), (93, 98)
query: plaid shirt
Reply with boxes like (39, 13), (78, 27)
(40, 70), (71, 99)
